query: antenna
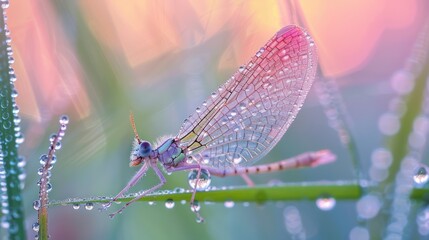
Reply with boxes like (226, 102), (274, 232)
(129, 112), (141, 144)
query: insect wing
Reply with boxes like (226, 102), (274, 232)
(177, 26), (317, 170)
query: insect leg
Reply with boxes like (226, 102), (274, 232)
(101, 162), (149, 211)
(108, 162), (167, 218)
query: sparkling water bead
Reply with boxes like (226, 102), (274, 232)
(33, 200), (41, 210)
(32, 222), (39, 232)
(188, 169), (211, 191)
(165, 199), (175, 209)
(59, 115), (69, 125)
(85, 202), (94, 210)
(414, 166), (429, 185)
(316, 196), (336, 211)
(190, 200), (201, 212)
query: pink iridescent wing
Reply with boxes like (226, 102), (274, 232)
(176, 25), (318, 170)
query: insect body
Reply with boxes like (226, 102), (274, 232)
(102, 25), (335, 219)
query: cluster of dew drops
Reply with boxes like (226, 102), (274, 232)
(0, 0), (26, 231)
(32, 115), (70, 235)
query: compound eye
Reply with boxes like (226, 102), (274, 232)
(139, 141), (152, 157)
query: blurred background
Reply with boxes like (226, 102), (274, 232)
(6, 0), (429, 239)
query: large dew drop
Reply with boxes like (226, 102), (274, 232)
(32, 222), (39, 232)
(85, 202), (94, 210)
(165, 199), (175, 209)
(414, 166), (429, 185)
(224, 201), (235, 208)
(190, 200), (201, 212)
(316, 195), (336, 211)
(188, 169), (211, 191)
(59, 115), (69, 125)
(33, 200), (41, 211)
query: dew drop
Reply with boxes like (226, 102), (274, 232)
(211, 92), (217, 98)
(55, 141), (61, 150)
(46, 183), (52, 192)
(239, 102), (246, 111)
(72, 204), (80, 210)
(12, 105), (19, 114)
(32, 222), (39, 232)
(49, 134), (57, 143)
(10, 89), (17, 98)
(174, 187), (185, 193)
(148, 201), (155, 206)
(196, 216), (204, 223)
(316, 196), (336, 211)
(256, 47), (265, 57)
(39, 154), (49, 165)
(59, 115), (69, 125)
(414, 166), (429, 185)
(190, 200), (201, 212)
(195, 107), (201, 113)
(224, 201), (235, 208)
(188, 169), (211, 191)
(85, 202), (94, 210)
(15, 133), (24, 144)
(51, 155), (57, 164)
(165, 199), (175, 209)
(33, 200), (41, 210)
(9, 74), (16, 82)
(233, 156), (242, 164)
(202, 154), (210, 164)
(1, 218), (9, 229)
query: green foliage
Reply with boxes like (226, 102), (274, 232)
(0, 7), (26, 240)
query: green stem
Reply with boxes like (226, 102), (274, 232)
(49, 181), (362, 207)
(0, 6), (26, 240)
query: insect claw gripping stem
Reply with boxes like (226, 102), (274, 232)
(109, 26), (326, 221)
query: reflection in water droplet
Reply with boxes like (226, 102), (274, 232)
(55, 142), (61, 150)
(32, 222), (39, 232)
(190, 200), (200, 212)
(414, 166), (429, 185)
(33, 200), (41, 211)
(46, 183), (52, 192)
(316, 196), (336, 211)
(59, 115), (69, 125)
(72, 204), (80, 210)
(188, 169), (211, 191)
(165, 199), (175, 209)
(85, 202), (94, 210)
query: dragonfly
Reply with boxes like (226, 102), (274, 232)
(102, 25), (335, 219)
